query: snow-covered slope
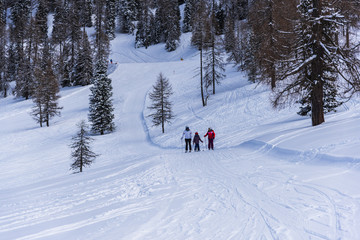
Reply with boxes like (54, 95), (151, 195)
(1, 33), (360, 240)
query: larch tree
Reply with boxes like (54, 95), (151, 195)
(191, 0), (211, 107)
(70, 120), (97, 173)
(88, 58), (115, 135)
(147, 72), (174, 134)
(203, 37), (226, 95)
(247, 0), (294, 90)
(202, 0), (225, 95)
(32, 42), (62, 127)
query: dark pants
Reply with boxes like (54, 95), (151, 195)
(194, 143), (200, 151)
(185, 139), (192, 151)
(208, 139), (214, 150)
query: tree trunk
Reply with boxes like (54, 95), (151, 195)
(211, 0), (216, 95)
(270, 63), (276, 90)
(39, 105), (43, 127)
(161, 97), (165, 133)
(311, 81), (324, 126)
(80, 145), (83, 172)
(346, 24), (350, 48)
(212, 43), (215, 94)
(46, 113), (49, 127)
(310, 0), (325, 126)
(269, 0), (276, 90)
(200, 48), (206, 106)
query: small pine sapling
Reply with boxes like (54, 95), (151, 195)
(70, 120), (98, 173)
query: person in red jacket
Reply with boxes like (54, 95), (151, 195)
(204, 128), (215, 150)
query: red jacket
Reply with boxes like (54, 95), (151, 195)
(204, 130), (215, 140)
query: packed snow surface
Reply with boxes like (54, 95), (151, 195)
(1, 33), (360, 240)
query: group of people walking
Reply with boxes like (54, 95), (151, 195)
(181, 126), (215, 152)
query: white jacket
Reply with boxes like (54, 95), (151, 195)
(182, 130), (192, 139)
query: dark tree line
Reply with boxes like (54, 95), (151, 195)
(1, 0), (359, 128)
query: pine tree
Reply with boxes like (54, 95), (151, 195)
(78, 0), (93, 27)
(70, 120), (97, 173)
(135, 0), (154, 49)
(52, 0), (70, 87)
(117, 0), (138, 34)
(47, 0), (57, 13)
(155, 0), (181, 51)
(0, 0), (8, 98)
(223, 10), (236, 53)
(105, 0), (116, 40)
(68, 2), (82, 85)
(182, 0), (193, 33)
(147, 72), (174, 134)
(15, 46), (33, 99)
(94, 0), (110, 59)
(214, 2), (225, 35)
(6, 43), (16, 84)
(88, 58), (115, 135)
(73, 30), (93, 86)
(10, 0), (31, 44)
(165, 0), (181, 51)
(35, 0), (49, 44)
(10, 0), (32, 99)
(33, 0), (49, 67)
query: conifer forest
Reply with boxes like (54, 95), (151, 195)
(0, 0), (360, 127)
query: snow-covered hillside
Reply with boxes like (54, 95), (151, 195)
(1, 33), (360, 240)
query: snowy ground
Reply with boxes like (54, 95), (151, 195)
(1, 33), (360, 240)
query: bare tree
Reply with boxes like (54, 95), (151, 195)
(31, 46), (62, 127)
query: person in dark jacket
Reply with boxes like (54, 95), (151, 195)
(204, 128), (215, 150)
(193, 132), (203, 152)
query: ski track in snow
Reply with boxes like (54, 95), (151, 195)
(1, 32), (360, 240)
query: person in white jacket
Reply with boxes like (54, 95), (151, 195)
(181, 126), (192, 152)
